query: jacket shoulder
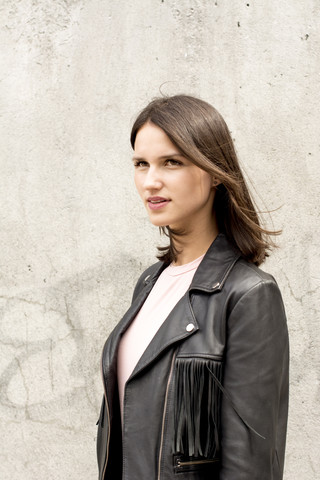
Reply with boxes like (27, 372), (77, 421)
(222, 257), (285, 314)
(228, 257), (279, 293)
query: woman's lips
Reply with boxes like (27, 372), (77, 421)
(147, 197), (170, 210)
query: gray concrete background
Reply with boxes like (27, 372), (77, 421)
(0, 0), (319, 478)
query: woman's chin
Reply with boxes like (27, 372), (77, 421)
(147, 216), (169, 228)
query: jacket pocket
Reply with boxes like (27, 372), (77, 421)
(173, 356), (222, 461)
(173, 454), (219, 475)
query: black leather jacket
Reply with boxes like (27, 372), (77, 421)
(97, 234), (289, 480)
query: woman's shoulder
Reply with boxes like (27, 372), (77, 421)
(225, 257), (285, 314)
(233, 257), (277, 285)
(233, 257), (279, 287)
(193, 233), (281, 299)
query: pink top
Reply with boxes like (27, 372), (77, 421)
(117, 254), (205, 415)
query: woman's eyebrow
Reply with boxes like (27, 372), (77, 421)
(132, 153), (183, 161)
(158, 153), (183, 159)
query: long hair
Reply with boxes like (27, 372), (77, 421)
(130, 95), (279, 266)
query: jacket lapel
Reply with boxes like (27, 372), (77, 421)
(128, 234), (241, 379)
(102, 234), (241, 382)
(129, 291), (198, 379)
(102, 279), (156, 376)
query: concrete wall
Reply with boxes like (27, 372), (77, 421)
(1, 0), (319, 478)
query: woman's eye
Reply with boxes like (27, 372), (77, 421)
(134, 161), (148, 168)
(166, 159), (182, 166)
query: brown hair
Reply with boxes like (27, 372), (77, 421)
(130, 95), (279, 266)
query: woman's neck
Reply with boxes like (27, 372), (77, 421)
(172, 224), (219, 266)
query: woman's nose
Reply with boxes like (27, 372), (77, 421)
(144, 167), (163, 190)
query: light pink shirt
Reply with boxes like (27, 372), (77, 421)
(117, 254), (204, 414)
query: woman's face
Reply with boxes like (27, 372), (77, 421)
(133, 122), (216, 233)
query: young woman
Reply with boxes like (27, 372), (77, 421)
(96, 95), (289, 480)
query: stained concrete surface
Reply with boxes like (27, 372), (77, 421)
(0, 0), (319, 478)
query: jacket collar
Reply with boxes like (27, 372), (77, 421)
(144, 233), (241, 293)
(190, 233), (241, 292)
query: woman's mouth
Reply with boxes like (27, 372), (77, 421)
(147, 197), (170, 210)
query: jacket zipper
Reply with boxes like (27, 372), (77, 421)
(157, 350), (177, 480)
(100, 353), (111, 480)
(176, 458), (218, 467)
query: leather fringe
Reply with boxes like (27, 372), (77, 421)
(173, 357), (222, 458)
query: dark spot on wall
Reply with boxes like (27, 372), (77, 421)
(246, 3), (250, 6)
(237, 21), (241, 27)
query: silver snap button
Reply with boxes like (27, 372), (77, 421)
(212, 282), (220, 289)
(186, 323), (195, 332)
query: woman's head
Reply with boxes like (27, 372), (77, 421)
(131, 95), (278, 265)
(132, 121), (218, 240)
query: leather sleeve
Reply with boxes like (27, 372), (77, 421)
(220, 280), (289, 480)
